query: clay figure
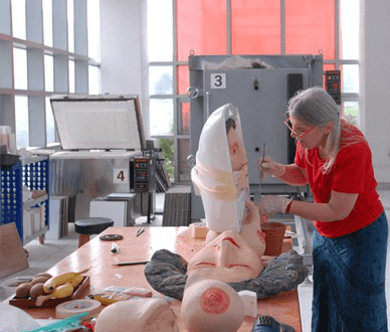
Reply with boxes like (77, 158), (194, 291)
(187, 200), (266, 283)
(145, 103), (308, 300)
(94, 297), (179, 332)
(181, 273), (245, 332)
(191, 103), (250, 233)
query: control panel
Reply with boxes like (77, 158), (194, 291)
(130, 157), (150, 192)
(325, 70), (341, 105)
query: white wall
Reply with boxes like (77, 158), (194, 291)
(361, 0), (390, 184)
(99, 0), (149, 138)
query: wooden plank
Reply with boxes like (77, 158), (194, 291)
(0, 223), (29, 279)
(163, 192), (191, 226)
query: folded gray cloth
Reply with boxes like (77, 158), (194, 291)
(145, 249), (308, 300)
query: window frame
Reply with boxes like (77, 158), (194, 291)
(0, 0), (101, 149)
(147, 0), (359, 184)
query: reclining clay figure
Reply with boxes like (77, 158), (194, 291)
(145, 103), (308, 301)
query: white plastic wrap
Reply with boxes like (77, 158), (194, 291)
(191, 103), (249, 233)
(0, 303), (40, 332)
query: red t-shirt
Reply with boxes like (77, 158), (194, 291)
(294, 122), (384, 238)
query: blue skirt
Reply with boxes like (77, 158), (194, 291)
(312, 212), (388, 332)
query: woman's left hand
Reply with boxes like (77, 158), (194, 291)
(256, 195), (291, 215)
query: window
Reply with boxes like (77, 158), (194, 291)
(340, 0), (360, 122)
(0, 0), (101, 149)
(147, 0), (360, 183)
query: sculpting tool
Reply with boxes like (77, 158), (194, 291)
(136, 227), (145, 237)
(259, 143), (266, 196)
(112, 261), (149, 267)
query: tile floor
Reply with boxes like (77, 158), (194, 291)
(1, 191), (390, 332)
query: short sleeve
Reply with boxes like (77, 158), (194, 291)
(294, 142), (306, 169)
(332, 142), (369, 194)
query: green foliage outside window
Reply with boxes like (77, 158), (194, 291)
(158, 138), (175, 181)
(344, 103), (359, 125)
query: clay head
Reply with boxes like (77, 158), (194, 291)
(94, 298), (179, 332)
(191, 103), (249, 233)
(226, 116), (247, 172)
(181, 273), (245, 332)
(187, 200), (266, 283)
(205, 199), (267, 256)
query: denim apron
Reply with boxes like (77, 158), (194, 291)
(312, 212), (388, 332)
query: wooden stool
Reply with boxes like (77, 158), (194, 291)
(74, 217), (114, 247)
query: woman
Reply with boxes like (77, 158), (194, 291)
(257, 87), (388, 331)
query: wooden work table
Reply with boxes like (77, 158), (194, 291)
(8, 226), (302, 331)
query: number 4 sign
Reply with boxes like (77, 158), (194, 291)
(210, 73), (226, 89)
(113, 168), (129, 184)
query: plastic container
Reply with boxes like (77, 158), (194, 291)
(262, 222), (286, 256)
(0, 303), (41, 331)
(0, 126), (11, 152)
(1, 276), (33, 300)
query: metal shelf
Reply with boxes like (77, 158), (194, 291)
(23, 226), (48, 245)
(21, 154), (49, 165)
(24, 194), (48, 210)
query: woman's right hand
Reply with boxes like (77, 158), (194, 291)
(257, 156), (286, 178)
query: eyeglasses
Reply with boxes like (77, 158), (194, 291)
(284, 117), (316, 139)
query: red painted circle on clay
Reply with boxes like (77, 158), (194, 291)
(201, 287), (230, 314)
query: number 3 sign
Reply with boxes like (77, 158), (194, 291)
(210, 73), (226, 89)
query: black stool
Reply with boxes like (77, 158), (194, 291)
(74, 217), (114, 247)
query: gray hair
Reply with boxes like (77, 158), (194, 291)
(287, 86), (341, 173)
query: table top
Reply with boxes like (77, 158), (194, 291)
(10, 226), (302, 332)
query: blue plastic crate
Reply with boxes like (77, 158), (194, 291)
(0, 162), (23, 239)
(23, 159), (49, 191)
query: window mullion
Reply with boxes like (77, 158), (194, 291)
(227, 0), (231, 54)
(335, 0), (340, 69)
(281, 0), (285, 54)
(172, 0), (179, 182)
